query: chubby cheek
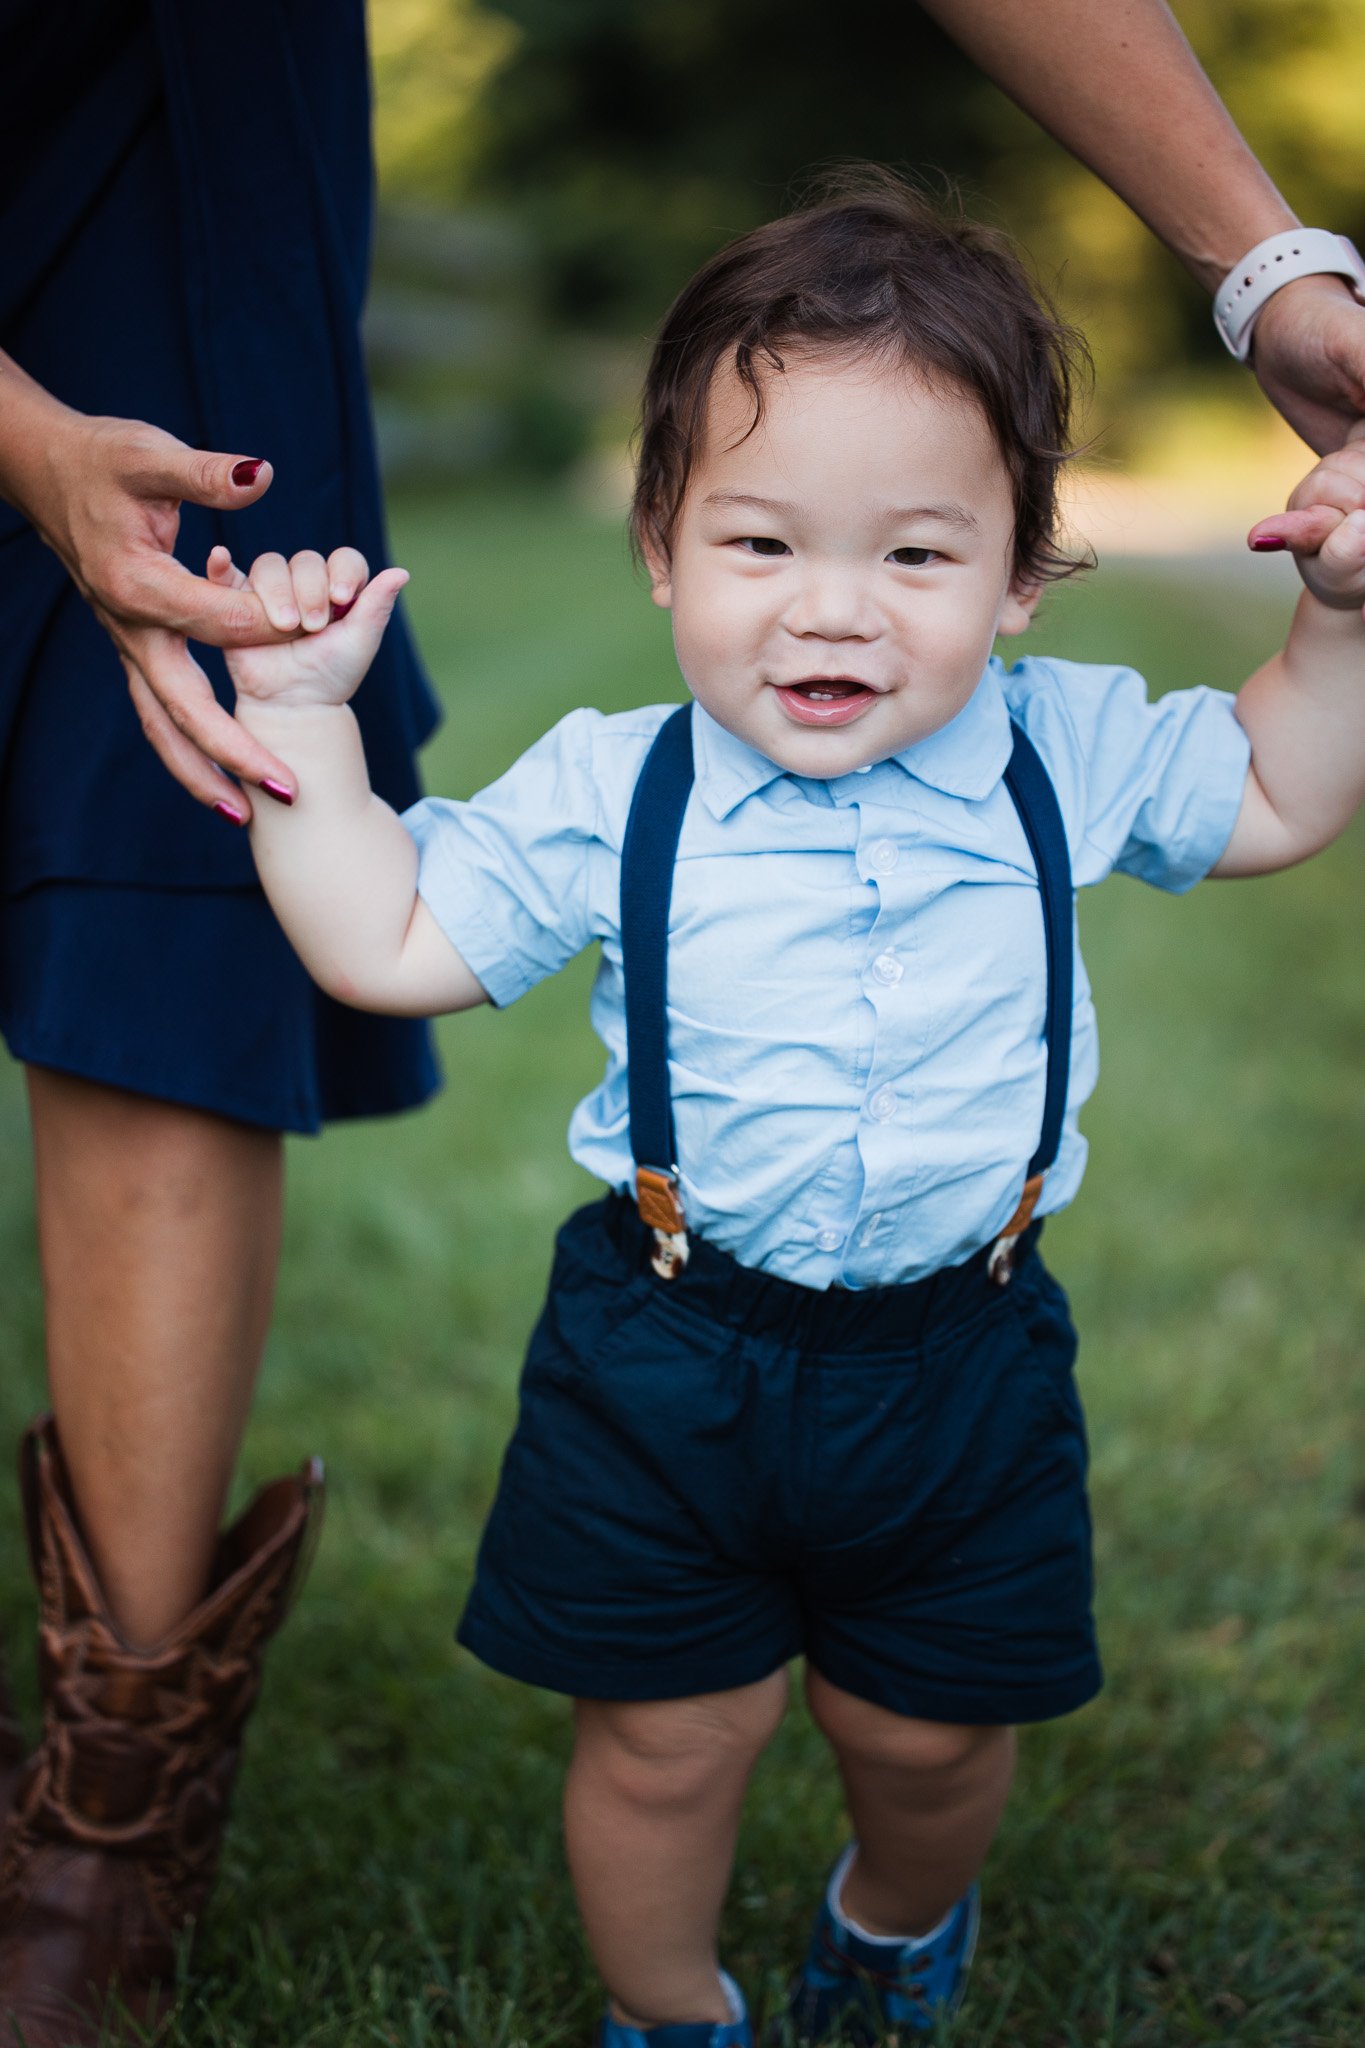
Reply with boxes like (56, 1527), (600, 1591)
(904, 584), (1006, 672)
(670, 564), (768, 687)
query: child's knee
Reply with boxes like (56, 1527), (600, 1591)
(806, 1669), (1010, 1781)
(575, 1671), (788, 1814)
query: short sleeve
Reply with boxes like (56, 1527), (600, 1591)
(1017, 658), (1252, 893)
(401, 709), (604, 1006)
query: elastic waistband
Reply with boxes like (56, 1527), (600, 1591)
(583, 1194), (1044, 1355)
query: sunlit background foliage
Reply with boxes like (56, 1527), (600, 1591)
(367, 0), (1365, 485)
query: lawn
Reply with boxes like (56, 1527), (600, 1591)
(0, 489), (1361, 2046)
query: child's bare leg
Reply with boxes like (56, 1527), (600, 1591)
(806, 1668), (1014, 1936)
(565, 1672), (788, 2027)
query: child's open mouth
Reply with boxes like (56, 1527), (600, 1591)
(772, 678), (877, 728)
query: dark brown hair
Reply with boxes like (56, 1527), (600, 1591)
(631, 167), (1091, 587)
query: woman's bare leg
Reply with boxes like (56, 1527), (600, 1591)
(25, 1066), (283, 1647)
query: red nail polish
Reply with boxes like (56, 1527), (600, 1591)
(214, 800), (246, 826)
(260, 778), (294, 806)
(232, 458), (264, 487)
(1250, 535), (1286, 552)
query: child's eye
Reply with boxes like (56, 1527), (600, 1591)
(888, 546), (938, 567)
(737, 536), (791, 557)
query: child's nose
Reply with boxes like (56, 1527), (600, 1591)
(784, 568), (877, 642)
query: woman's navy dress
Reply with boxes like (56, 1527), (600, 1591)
(0, 0), (440, 1129)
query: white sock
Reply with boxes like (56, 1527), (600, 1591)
(612, 1974), (744, 2037)
(827, 1843), (956, 1949)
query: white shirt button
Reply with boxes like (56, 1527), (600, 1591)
(869, 1086), (897, 1123)
(855, 763), (872, 775)
(816, 1228), (843, 1252)
(871, 840), (898, 873)
(871, 952), (903, 987)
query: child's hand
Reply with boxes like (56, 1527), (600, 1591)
(1249, 424), (1365, 614)
(215, 545), (410, 708)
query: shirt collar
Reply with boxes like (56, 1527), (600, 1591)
(691, 701), (788, 819)
(690, 659), (1014, 821)
(883, 657), (1014, 799)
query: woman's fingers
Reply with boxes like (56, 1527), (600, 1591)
(108, 545), (287, 645)
(1249, 505), (1343, 554)
(130, 426), (276, 512)
(1252, 442), (1365, 554)
(121, 623), (297, 808)
(123, 660), (250, 821)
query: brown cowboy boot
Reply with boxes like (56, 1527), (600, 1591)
(0, 1415), (323, 2047)
(0, 1657), (25, 1828)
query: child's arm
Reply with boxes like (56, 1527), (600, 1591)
(1213, 433), (1365, 877)
(218, 545), (488, 1016)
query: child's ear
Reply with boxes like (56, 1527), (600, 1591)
(641, 535), (674, 610)
(996, 576), (1043, 638)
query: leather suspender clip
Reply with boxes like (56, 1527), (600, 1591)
(986, 1170), (1044, 1288)
(635, 1166), (690, 1279)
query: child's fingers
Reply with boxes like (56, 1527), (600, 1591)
(247, 552), (302, 632)
(322, 566), (410, 667)
(1248, 506), (1343, 555)
(326, 547), (369, 614)
(288, 550), (332, 633)
(1292, 454), (1365, 512)
(1316, 506), (1365, 579)
(206, 545), (250, 591)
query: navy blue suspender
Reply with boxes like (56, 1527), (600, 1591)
(620, 702), (696, 1265)
(620, 701), (1074, 1283)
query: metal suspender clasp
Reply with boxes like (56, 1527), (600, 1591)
(986, 1171), (1044, 1287)
(635, 1165), (690, 1280)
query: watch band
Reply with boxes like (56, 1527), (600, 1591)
(1214, 229), (1365, 361)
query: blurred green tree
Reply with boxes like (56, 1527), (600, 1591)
(371, 0), (519, 197)
(369, 0), (1365, 467)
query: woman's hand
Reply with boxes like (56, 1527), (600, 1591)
(0, 352), (308, 819)
(1251, 277), (1365, 457)
(1249, 424), (1365, 613)
(216, 546), (410, 713)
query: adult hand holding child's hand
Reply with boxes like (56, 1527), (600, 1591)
(1250, 421), (1365, 615)
(215, 546), (411, 714)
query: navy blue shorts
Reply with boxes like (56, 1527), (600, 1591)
(459, 1197), (1101, 1725)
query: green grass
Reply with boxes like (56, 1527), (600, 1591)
(1, 488), (1362, 2044)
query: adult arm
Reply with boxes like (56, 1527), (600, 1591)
(917, 0), (1365, 451)
(0, 348), (332, 817)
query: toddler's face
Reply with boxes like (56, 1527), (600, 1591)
(647, 350), (1039, 776)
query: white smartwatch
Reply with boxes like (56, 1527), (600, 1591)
(1214, 228), (1365, 361)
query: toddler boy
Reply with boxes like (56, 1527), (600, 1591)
(217, 173), (1365, 2040)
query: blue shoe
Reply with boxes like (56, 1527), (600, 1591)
(601, 1971), (754, 2048)
(786, 1848), (979, 2041)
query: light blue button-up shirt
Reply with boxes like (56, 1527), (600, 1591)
(405, 654), (1250, 1288)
